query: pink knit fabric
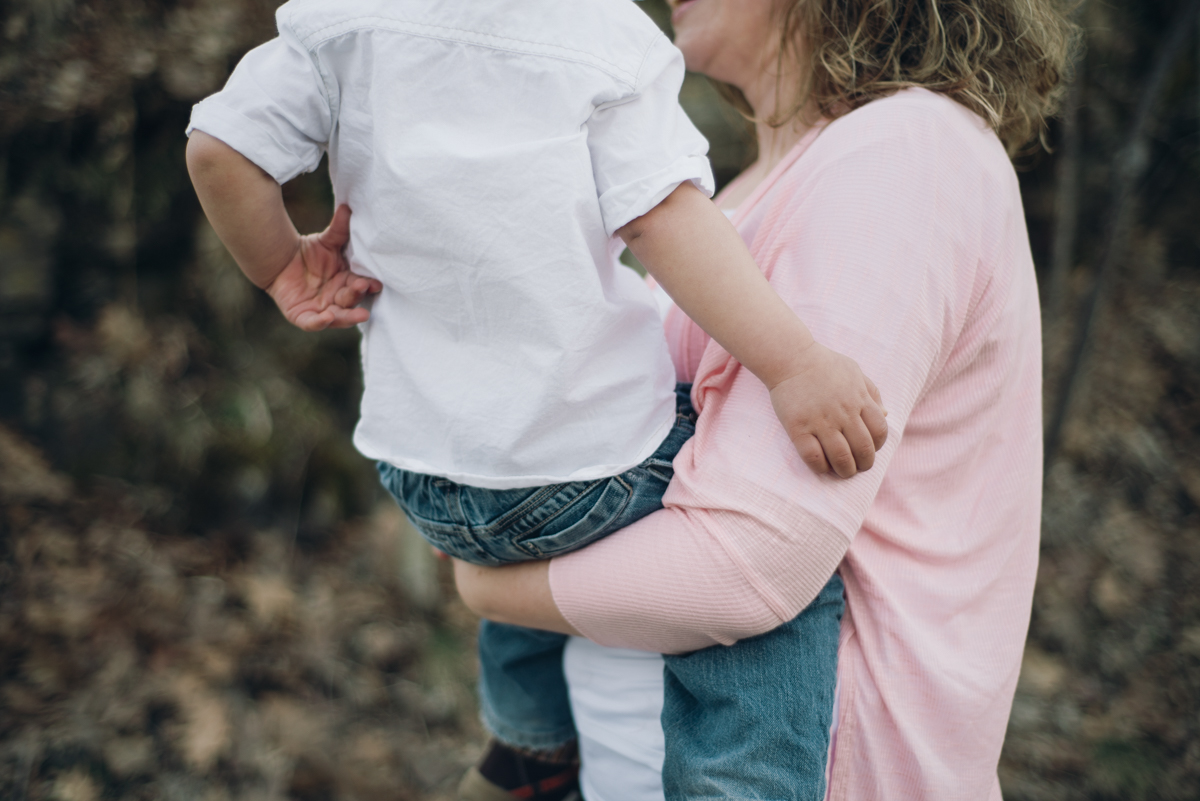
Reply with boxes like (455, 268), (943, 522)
(549, 89), (1042, 800)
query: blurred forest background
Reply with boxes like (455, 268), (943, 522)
(1, 0), (1199, 799)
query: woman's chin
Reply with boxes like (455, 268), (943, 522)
(669, 1), (717, 74)
(670, 0), (700, 26)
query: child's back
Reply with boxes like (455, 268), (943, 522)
(188, 0), (713, 489)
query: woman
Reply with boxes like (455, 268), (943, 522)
(454, 0), (1075, 798)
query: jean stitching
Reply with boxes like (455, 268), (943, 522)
(450, 486), (514, 563)
(480, 481), (580, 534)
(398, 511), (463, 536)
(400, 512), (496, 564)
(512, 476), (633, 557)
(387, 482), (460, 534)
(394, 480), (502, 565)
(419, 472), (559, 532)
(478, 479), (603, 540)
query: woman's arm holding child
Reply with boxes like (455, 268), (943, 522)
(186, 131), (381, 330)
(617, 182), (887, 478)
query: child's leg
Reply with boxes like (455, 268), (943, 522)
(661, 573), (845, 801)
(477, 621), (574, 750)
(378, 384), (697, 754)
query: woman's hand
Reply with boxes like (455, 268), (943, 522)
(265, 205), (383, 331)
(451, 559), (582, 637)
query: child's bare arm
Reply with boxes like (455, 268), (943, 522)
(618, 182), (888, 478)
(186, 131), (380, 330)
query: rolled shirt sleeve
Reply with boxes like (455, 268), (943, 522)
(587, 35), (715, 236)
(186, 16), (334, 184)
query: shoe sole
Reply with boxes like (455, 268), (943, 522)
(457, 766), (582, 801)
(458, 767), (524, 801)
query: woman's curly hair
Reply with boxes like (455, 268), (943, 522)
(721, 0), (1081, 153)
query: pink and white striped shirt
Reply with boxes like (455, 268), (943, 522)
(549, 88), (1042, 800)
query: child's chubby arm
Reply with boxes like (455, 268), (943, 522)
(185, 131), (381, 331)
(617, 182), (888, 478)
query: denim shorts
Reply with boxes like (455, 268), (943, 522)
(378, 383), (841, 801)
(377, 383), (697, 566)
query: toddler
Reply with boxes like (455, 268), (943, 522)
(186, 1), (886, 799)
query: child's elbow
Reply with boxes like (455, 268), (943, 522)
(185, 131), (240, 182)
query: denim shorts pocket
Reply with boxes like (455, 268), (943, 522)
(403, 513), (499, 564)
(507, 476), (634, 559)
(377, 462), (504, 565)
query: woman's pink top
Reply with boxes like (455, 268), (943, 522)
(549, 88), (1042, 800)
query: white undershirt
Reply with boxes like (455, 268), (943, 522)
(564, 638), (666, 801)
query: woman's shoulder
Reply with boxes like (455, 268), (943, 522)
(825, 88), (995, 142)
(813, 88), (1013, 179)
(797, 88), (1019, 214)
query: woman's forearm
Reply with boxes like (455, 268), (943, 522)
(547, 505), (847, 653)
(452, 560), (581, 637)
(450, 504), (848, 654)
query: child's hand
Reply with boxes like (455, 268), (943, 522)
(768, 343), (888, 478)
(265, 204), (382, 331)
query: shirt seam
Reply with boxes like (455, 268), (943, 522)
(280, 10), (339, 131)
(295, 16), (641, 88)
(631, 32), (665, 91)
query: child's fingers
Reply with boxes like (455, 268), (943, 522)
(324, 306), (371, 328)
(862, 403), (889, 451)
(292, 308), (334, 332)
(351, 275), (382, 297)
(793, 433), (830, 475)
(816, 430), (857, 479)
(844, 416), (877, 473)
(331, 276), (381, 309)
(333, 284), (365, 309)
(865, 375), (884, 410)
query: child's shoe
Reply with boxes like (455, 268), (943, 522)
(458, 739), (579, 801)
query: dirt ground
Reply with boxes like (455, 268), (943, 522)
(1, 425), (485, 801)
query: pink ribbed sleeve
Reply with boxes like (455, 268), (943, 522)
(551, 89), (1042, 800)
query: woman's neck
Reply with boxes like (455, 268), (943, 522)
(754, 119), (807, 174)
(717, 67), (814, 210)
(745, 54), (817, 165)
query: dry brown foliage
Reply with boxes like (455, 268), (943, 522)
(0, 427), (482, 800)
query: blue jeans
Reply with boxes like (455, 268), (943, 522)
(378, 384), (843, 798)
(662, 573), (844, 801)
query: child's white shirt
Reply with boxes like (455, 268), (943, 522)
(187, 0), (713, 488)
